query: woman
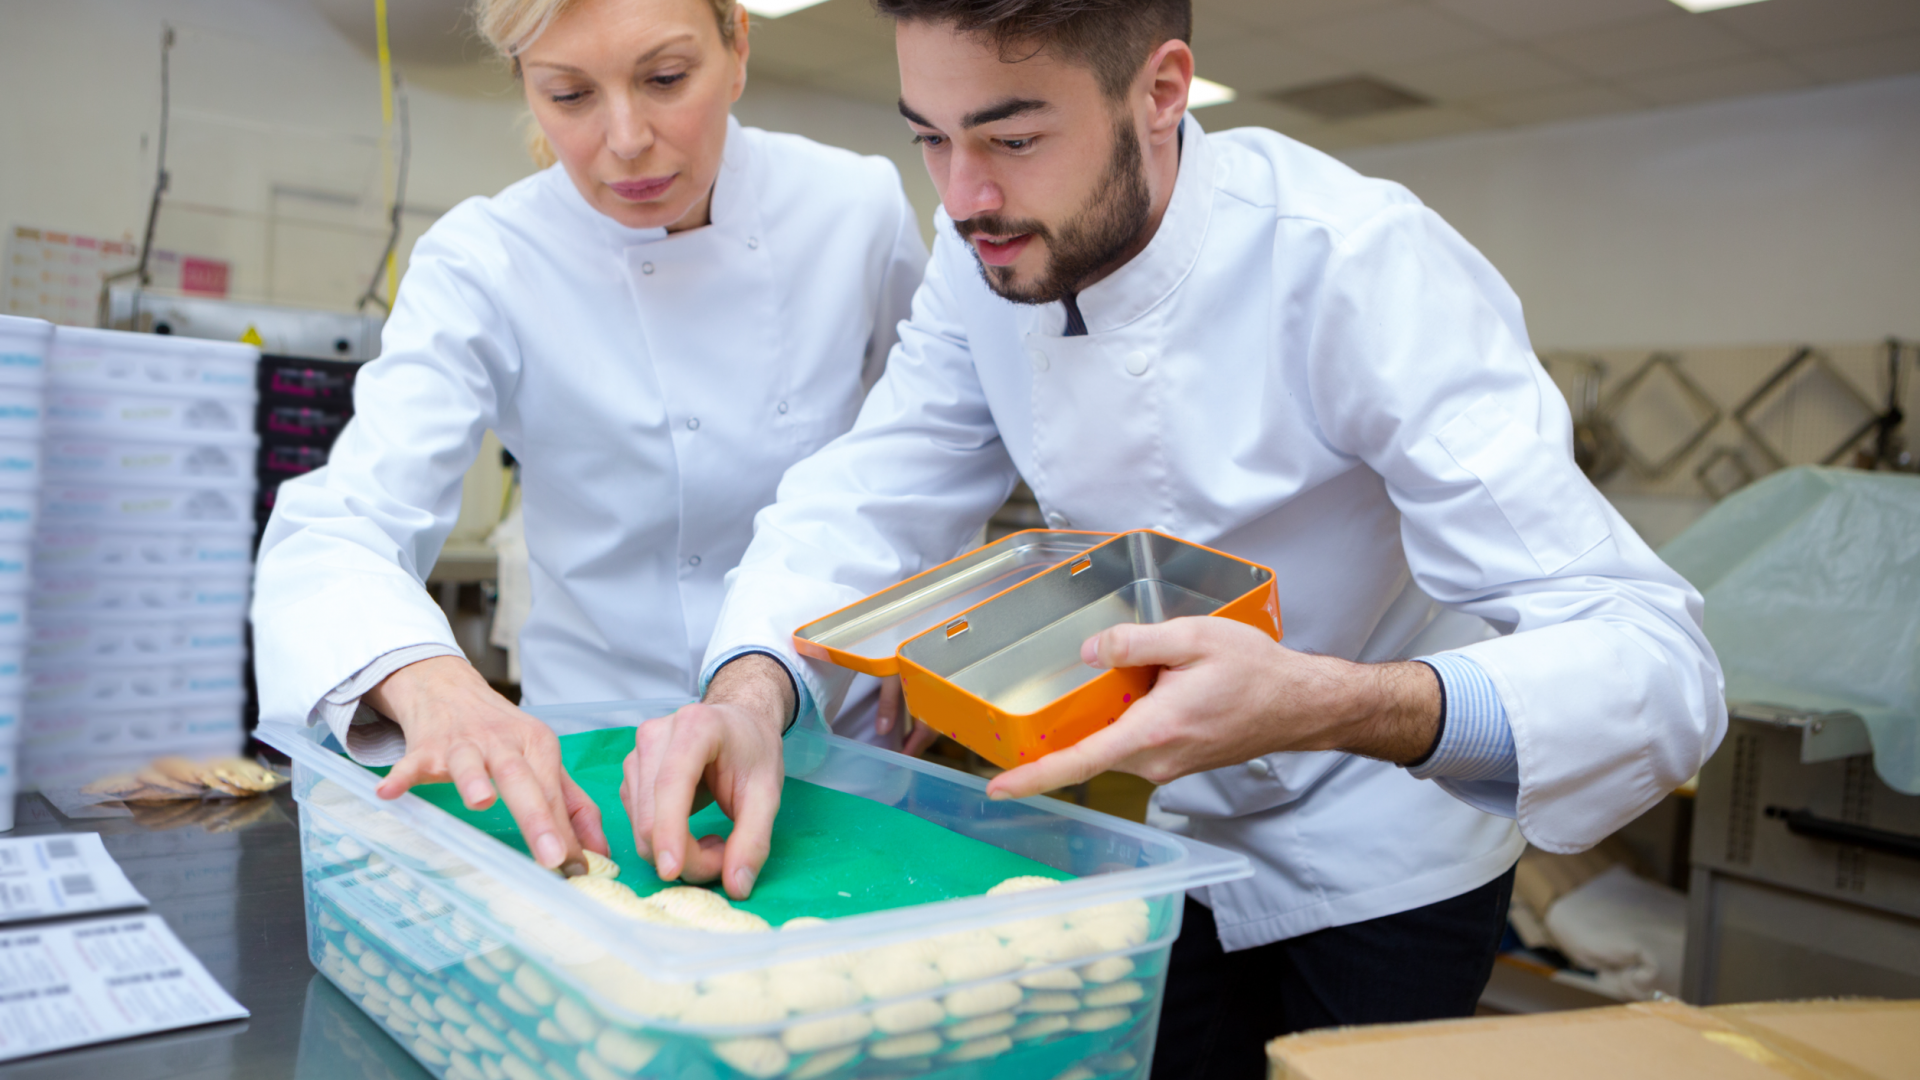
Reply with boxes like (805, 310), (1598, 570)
(251, 0), (926, 877)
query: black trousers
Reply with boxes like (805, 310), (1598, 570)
(1150, 865), (1515, 1080)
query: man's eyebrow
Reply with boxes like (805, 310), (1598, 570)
(897, 97), (1053, 130)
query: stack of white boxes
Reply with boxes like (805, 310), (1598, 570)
(23, 327), (260, 791)
(0, 315), (49, 826)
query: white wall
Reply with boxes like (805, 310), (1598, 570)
(1337, 75), (1920, 351)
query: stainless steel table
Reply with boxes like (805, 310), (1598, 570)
(0, 791), (432, 1080)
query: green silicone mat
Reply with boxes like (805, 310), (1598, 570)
(380, 727), (1069, 924)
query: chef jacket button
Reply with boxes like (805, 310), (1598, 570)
(688, 555), (702, 567)
(777, 401), (789, 414)
(1045, 511), (1071, 529)
(687, 417), (700, 431)
(642, 262), (656, 275)
(1125, 351), (1151, 376)
(747, 236), (760, 250)
(1029, 348), (1049, 373)
(1245, 757), (1272, 778)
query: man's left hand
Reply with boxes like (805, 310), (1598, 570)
(985, 617), (1443, 800)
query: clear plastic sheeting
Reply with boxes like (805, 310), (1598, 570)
(1661, 467), (1920, 794)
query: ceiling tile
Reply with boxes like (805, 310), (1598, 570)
(1191, 28), (1353, 97)
(1432, 0), (1679, 41)
(1345, 104), (1498, 143)
(1379, 43), (1585, 100)
(1790, 31), (1920, 83)
(1471, 82), (1644, 126)
(1532, 12), (1757, 80)
(1194, 98), (1329, 139)
(1196, 0), (1403, 35)
(1625, 56), (1815, 107)
(1705, 0), (1920, 52)
(1292, 5), (1498, 66)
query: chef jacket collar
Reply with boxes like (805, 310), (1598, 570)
(1049, 111), (1213, 337)
(551, 114), (754, 249)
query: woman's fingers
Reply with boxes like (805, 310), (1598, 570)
(446, 742), (496, 811)
(486, 747), (573, 871)
(875, 676), (903, 736)
(902, 715), (941, 757)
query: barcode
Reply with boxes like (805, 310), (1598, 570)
(60, 874), (94, 896)
(45, 839), (77, 860)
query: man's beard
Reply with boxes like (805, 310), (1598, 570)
(954, 113), (1152, 306)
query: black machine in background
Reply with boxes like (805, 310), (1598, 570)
(254, 355), (362, 540)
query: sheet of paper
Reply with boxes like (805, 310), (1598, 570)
(0, 834), (147, 924)
(0, 913), (248, 1062)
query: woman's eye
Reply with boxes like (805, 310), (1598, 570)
(650, 72), (688, 89)
(551, 90), (587, 105)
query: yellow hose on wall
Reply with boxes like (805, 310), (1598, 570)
(374, 0), (397, 304)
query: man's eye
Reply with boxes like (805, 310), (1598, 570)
(1000, 138), (1034, 151)
(912, 133), (946, 149)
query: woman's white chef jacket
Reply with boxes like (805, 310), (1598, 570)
(252, 117), (927, 748)
(704, 114), (1725, 951)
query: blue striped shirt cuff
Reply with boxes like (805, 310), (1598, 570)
(1406, 652), (1516, 783)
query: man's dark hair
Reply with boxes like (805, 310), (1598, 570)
(872, 0), (1192, 99)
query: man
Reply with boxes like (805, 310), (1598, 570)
(621, 2), (1725, 1076)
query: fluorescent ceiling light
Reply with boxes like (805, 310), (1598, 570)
(742, 0), (831, 16)
(1669, 0), (1774, 11)
(1189, 77), (1237, 109)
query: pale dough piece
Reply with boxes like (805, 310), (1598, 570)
(701, 970), (769, 997)
(464, 1024), (507, 1054)
(1071, 1007), (1132, 1032)
(987, 876), (1061, 896)
(1078, 957), (1135, 985)
(1010, 1015), (1071, 1042)
(945, 1011), (1016, 1040)
(435, 995), (477, 1026)
(931, 928), (1001, 954)
(781, 916), (829, 930)
(500, 1054), (542, 1080)
(513, 965), (557, 1008)
(1077, 915), (1149, 952)
(648, 885), (730, 920)
(343, 932), (368, 957)
(595, 1029), (662, 1072)
(790, 1044), (860, 1079)
(554, 995), (602, 1043)
(484, 946), (521, 974)
(475, 1002), (508, 1029)
(575, 1048), (620, 1080)
(1089, 1051), (1140, 1071)
(413, 1038), (451, 1066)
(565, 957), (697, 1019)
(1066, 898), (1148, 927)
(1019, 992), (1080, 1014)
(768, 966), (860, 1015)
(1052, 1067), (1096, 1080)
(447, 1051), (484, 1080)
(867, 940), (942, 967)
(357, 951), (391, 979)
(942, 980), (1023, 1018)
(995, 914), (1068, 942)
(702, 907), (774, 934)
(935, 941), (1023, 983)
(780, 1012), (874, 1054)
(1082, 980), (1145, 1008)
(495, 983), (539, 1016)
(441, 1023), (477, 1053)
(869, 1031), (943, 1060)
(535, 1019), (575, 1046)
(1010, 929), (1101, 965)
(482, 1054), (508, 1080)
(507, 1030), (543, 1064)
(463, 956), (502, 985)
(712, 1037), (791, 1079)
(682, 988), (786, 1028)
(580, 850), (620, 879)
(853, 959), (943, 999)
(870, 997), (945, 1034)
(411, 994), (439, 1028)
(941, 1033), (1013, 1063)
(1017, 965), (1083, 991)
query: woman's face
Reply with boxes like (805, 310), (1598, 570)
(521, 0), (748, 231)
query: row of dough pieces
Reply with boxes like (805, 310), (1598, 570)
(323, 923), (1145, 1080)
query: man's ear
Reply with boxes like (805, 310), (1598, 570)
(1141, 39), (1194, 145)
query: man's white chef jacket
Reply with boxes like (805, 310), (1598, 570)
(252, 118), (926, 757)
(704, 114), (1724, 951)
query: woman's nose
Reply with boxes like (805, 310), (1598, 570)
(606, 96), (652, 159)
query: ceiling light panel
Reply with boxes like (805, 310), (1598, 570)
(1670, 0), (1774, 11)
(1189, 77), (1238, 108)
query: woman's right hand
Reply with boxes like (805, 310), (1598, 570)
(364, 655), (607, 875)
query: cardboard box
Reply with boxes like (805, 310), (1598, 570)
(1266, 999), (1920, 1080)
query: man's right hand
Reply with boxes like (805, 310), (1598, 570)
(366, 655), (607, 876)
(622, 654), (791, 901)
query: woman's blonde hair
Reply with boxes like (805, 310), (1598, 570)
(473, 0), (739, 167)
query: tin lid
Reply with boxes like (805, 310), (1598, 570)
(794, 529), (1112, 676)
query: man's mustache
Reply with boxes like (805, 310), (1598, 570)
(954, 216), (1051, 242)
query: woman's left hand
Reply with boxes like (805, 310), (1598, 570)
(876, 676), (942, 757)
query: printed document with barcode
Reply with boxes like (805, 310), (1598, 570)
(0, 834), (147, 924)
(0, 913), (248, 1060)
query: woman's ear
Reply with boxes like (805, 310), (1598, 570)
(730, 3), (751, 101)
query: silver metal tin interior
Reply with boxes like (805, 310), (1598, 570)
(901, 532), (1272, 715)
(796, 530), (1108, 663)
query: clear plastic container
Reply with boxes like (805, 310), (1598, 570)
(29, 613), (246, 666)
(0, 542), (29, 592)
(46, 387), (254, 442)
(0, 488), (39, 541)
(0, 694), (20, 744)
(33, 524), (254, 573)
(47, 326), (258, 400)
(0, 387), (43, 440)
(44, 433), (259, 489)
(0, 315), (51, 388)
(0, 594), (25, 643)
(30, 571), (250, 615)
(259, 702), (1251, 1080)
(24, 694), (245, 752)
(26, 658), (246, 709)
(0, 438), (38, 491)
(40, 482), (254, 527)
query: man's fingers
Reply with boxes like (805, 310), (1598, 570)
(676, 834), (727, 885)
(720, 771), (780, 901)
(903, 716), (941, 758)
(875, 676), (903, 736)
(622, 749), (654, 862)
(445, 743), (496, 811)
(1081, 618), (1207, 672)
(987, 720), (1145, 801)
(649, 711), (720, 881)
(487, 752), (570, 870)
(562, 774), (608, 857)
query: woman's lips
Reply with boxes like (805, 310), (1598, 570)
(972, 233), (1032, 267)
(608, 176), (676, 202)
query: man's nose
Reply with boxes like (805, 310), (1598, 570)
(942, 146), (1003, 222)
